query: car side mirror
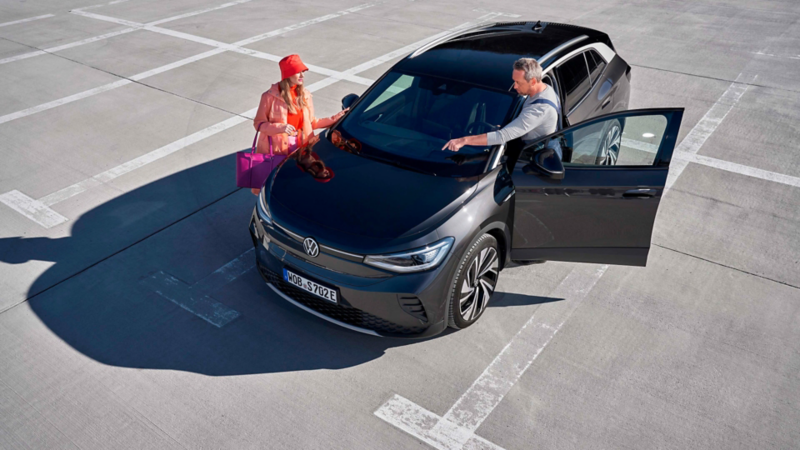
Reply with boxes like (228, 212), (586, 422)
(524, 148), (564, 180)
(342, 93), (359, 110)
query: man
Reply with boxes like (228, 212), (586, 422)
(442, 58), (562, 158)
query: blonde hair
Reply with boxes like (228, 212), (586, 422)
(279, 78), (307, 114)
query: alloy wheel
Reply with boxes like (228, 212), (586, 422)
(599, 122), (621, 165)
(459, 247), (499, 321)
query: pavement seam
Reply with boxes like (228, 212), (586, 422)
(0, 188), (242, 316)
(630, 63), (800, 95)
(652, 243), (800, 291)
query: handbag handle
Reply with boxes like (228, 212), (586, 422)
(252, 122), (274, 157)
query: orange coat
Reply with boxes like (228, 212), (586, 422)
(254, 83), (335, 155)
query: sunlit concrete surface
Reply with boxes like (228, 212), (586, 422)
(1, 0), (799, 448)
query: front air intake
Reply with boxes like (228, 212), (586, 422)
(398, 296), (428, 323)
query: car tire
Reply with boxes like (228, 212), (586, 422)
(447, 234), (500, 330)
(596, 119), (622, 166)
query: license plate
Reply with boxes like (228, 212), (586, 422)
(283, 268), (338, 303)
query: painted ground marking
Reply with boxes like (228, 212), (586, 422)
(0, 12), (501, 228)
(375, 265), (608, 449)
(139, 248), (255, 327)
(0, 14), (54, 28)
(0, 0), (252, 65)
(0, 3), (375, 125)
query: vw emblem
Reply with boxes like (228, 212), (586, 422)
(303, 237), (319, 258)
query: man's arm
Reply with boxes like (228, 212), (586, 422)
(487, 103), (547, 145)
(443, 102), (548, 151)
(442, 133), (488, 151)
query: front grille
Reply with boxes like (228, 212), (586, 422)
(259, 266), (426, 335)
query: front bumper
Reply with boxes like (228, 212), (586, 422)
(249, 209), (451, 338)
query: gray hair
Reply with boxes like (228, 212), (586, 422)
(513, 58), (542, 83)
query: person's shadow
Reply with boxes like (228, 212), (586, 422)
(0, 155), (560, 376)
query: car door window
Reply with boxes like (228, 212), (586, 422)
(558, 54), (591, 112)
(585, 50), (607, 85)
(520, 113), (670, 167)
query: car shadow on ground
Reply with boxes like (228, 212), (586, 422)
(0, 155), (561, 376)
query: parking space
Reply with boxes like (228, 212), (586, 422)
(0, 54), (121, 115)
(0, 12), (124, 49)
(56, 29), (213, 77)
(1, 0), (799, 448)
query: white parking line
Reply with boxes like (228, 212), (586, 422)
(73, 0), (132, 12)
(0, 14), (54, 28)
(375, 265), (608, 449)
(676, 152), (800, 189)
(666, 72), (756, 190)
(0, 0), (252, 65)
(0, 190), (68, 228)
(139, 248), (255, 327)
(38, 114), (249, 206)
(0, 3), (374, 126)
(1, 12), (498, 227)
(0, 79), (132, 126)
(71, 10), (374, 86)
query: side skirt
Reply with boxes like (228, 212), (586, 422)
(510, 247), (649, 267)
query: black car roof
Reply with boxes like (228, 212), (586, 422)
(393, 22), (613, 92)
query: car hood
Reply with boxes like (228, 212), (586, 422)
(268, 136), (478, 242)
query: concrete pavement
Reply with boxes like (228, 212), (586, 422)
(1, 0), (799, 448)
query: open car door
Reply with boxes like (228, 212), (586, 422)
(509, 108), (684, 266)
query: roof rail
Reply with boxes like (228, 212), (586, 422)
(537, 35), (587, 65)
(409, 21), (496, 58)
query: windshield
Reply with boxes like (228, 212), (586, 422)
(336, 71), (517, 178)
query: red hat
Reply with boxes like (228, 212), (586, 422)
(279, 54), (309, 80)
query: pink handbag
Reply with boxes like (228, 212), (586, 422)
(236, 123), (288, 189)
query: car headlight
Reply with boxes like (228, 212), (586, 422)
(257, 188), (272, 225)
(364, 237), (454, 273)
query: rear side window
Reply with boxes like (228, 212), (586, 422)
(558, 54), (591, 112)
(586, 50), (607, 85)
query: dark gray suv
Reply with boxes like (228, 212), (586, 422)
(249, 21), (683, 337)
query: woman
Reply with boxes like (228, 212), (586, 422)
(251, 54), (347, 194)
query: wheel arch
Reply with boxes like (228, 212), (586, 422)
(477, 221), (511, 271)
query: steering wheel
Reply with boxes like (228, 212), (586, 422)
(465, 121), (498, 135)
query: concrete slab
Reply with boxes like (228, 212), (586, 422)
(1, 0), (800, 448)
(617, 35), (757, 82)
(627, 66), (733, 143)
(0, 177), (576, 447)
(742, 53), (800, 93)
(696, 85), (800, 178)
(0, 12), (124, 50)
(307, 79), (367, 119)
(478, 247), (800, 449)
(244, 12), (442, 72)
(655, 162), (800, 288)
(0, 118), (251, 312)
(55, 29), (213, 78)
(0, 53), (120, 116)
(142, 50), (325, 115)
(0, 81), (234, 198)
(0, 39), (35, 61)
(160, 0), (371, 44)
(92, 0), (253, 24)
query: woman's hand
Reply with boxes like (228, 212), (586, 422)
(330, 108), (349, 122)
(280, 123), (297, 136)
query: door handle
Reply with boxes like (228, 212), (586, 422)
(601, 97), (611, 109)
(623, 188), (657, 198)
